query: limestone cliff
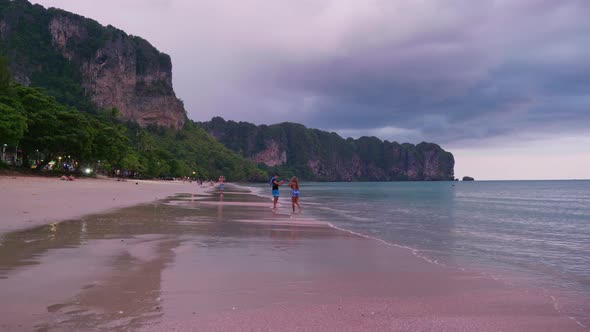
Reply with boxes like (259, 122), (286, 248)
(251, 140), (287, 166)
(200, 117), (455, 181)
(0, 0), (185, 128)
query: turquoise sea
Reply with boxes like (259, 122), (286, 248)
(251, 180), (590, 326)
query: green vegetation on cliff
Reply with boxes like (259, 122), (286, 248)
(0, 0), (96, 112)
(0, 0), (178, 116)
(124, 120), (265, 181)
(200, 117), (455, 181)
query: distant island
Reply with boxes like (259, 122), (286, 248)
(462, 176), (475, 181)
(0, 0), (454, 182)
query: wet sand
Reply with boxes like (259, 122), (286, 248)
(0, 186), (585, 331)
(0, 175), (202, 233)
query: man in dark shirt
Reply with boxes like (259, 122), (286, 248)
(270, 173), (285, 210)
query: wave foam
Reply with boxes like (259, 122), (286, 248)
(325, 222), (448, 267)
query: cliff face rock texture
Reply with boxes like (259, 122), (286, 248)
(200, 117), (455, 181)
(251, 140), (287, 167)
(0, 0), (185, 128)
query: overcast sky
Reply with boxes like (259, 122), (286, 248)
(31, 0), (590, 180)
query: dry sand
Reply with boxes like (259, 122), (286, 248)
(0, 175), (201, 233)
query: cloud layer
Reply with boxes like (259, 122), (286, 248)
(31, 0), (590, 146)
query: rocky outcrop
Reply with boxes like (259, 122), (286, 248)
(200, 117), (455, 181)
(252, 140), (287, 166)
(48, 13), (186, 129)
(0, 0), (185, 129)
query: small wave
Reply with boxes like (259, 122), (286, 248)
(328, 223), (588, 328)
(235, 184), (268, 199)
(315, 206), (374, 222)
(549, 295), (587, 328)
(325, 222), (449, 268)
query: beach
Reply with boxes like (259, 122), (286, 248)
(0, 175), (202, 233)
(0, 179), (586, 331)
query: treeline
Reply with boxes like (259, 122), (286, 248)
(0, 58), (265, 181)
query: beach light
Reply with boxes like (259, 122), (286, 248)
(84, 168), (92, 174)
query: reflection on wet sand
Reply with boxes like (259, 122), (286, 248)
(0, 185), (336, 331)
(37, 238), (180, 331)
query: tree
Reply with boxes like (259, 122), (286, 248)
(120, 151), (143, 173)
(15, 85), (92, 168)
(0, 103), (27, 145)
(18, 87), (62, 166)
(92, 121), (129, 167)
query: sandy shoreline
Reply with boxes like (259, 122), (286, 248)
(0, 175), (201, 234)
(0, 182), (586, 331)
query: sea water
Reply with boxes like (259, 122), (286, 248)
(250, 180), (590, 326)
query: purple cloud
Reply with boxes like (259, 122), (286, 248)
(30, 0), (590, 146)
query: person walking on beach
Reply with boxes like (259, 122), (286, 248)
(270, 173), (285, 209)
(218, 175), (225, 194)
(288, 176), (302, 213)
